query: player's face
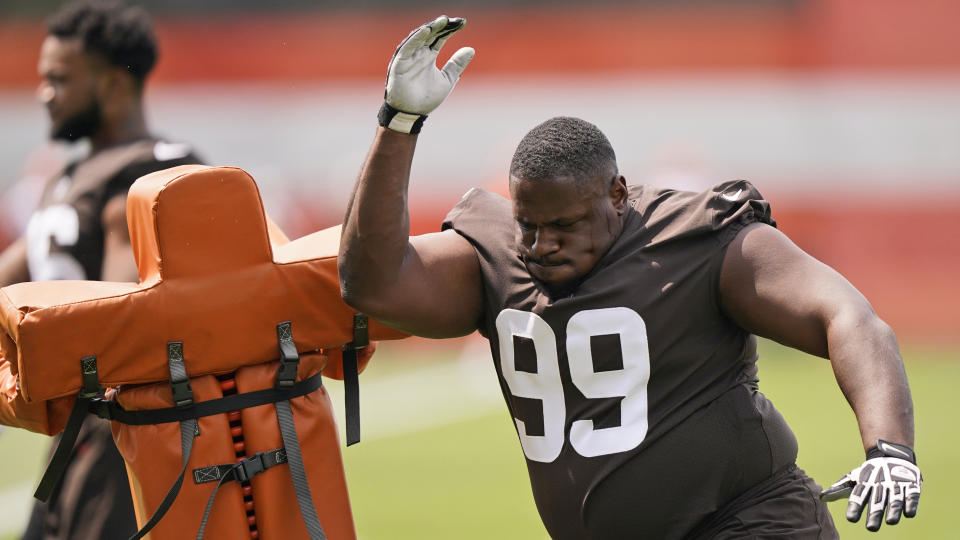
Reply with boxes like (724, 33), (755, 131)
(511, 173), (627, 294)
(37, 36), (103, 141)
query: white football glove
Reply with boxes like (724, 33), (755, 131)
(820, 440), (922, 532)
(378, 15), (475, 134)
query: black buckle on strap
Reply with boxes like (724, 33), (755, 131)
(78, 355), (101, 398)
(192, 448), (288, 485)
(236, 451), (267, 483)
(275, 321), (299, 388)
(167, 342), (194, 408)
(352, 313), (369, 349)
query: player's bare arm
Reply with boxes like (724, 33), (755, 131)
(719, 221), (920, 530)
(341, 129), (482, 337)
(339, 16), (481, 338)
(100, 193), (139, 282)
(0, 237), (30, 286)
(719, 222), (913, 447)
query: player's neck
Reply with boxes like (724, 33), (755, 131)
(88, 105), (150, 153)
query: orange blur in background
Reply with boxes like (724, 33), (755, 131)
(0, 0), (957, 343)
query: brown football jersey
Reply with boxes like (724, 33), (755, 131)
(443, 180), (801, 539)
(25, 139), (200, 281)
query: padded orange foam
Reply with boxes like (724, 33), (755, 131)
(113, 351), (360, 539)
(0, 165), (405, 404)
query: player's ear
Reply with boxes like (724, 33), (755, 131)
(96, 64), (133, 103)
(610, 175), (628, 215)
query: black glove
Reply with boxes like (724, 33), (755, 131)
(820, 439), (921, 531)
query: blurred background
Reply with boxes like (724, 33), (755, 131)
(0, 0), (957, 539)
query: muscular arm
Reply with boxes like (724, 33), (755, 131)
(719, 222), (913, 452)
(100, 193), (138, 282)
(0, 237), (30, 286)
(338, 127), (483, 338)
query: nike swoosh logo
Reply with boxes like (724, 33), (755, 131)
(879, 441), (912, 460)
(721, 188), (743, 202)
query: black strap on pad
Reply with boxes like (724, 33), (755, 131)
(90, 371), (323, 425)
(269, 321), (327, 540)
(126, 341), (200, 540)
(194, 448), (289, 539)
(34, 355), (102, 502)
(193, 447), (288, 485)
(343, 313), (368, 446)
(130, 416), (198, 540)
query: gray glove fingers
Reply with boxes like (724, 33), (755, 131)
(390, 25), (426, 64)
(865, 484), (887, 531)
(844, 460), (876, 522)
(395, 24), (434, 61)
(885, 483), (904, 525)
(385, 24), (431, 96)
(904, 484), (920, 517)
(393, 15), (449, 63)
(889, 459), (921, 518)
(845, 483), (869, 523)
(429, 17), (466, 51)
(440, 47), (476, 85)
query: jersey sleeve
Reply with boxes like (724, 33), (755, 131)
(709, 179), (776, 232)
(102, 144), (204, 204)
(442, 188), (509, 230)
(631, 179), (775, 248)
(441, 187), (515, 249)
(441, 188), (516, 339)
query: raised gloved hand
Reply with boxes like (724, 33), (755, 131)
(378, 15), (475, 134)
(820, 439), (922, 531)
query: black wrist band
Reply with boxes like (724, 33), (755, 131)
(378, 102), (427, 134)
(867, 439), (917, 463)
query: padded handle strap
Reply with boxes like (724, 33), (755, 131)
(128, 343), (200, 539)
(33, 355), (102, 502)
(344, 313), (368, 446)
(276, 399), (327, 540)
(129, 418), (198, 540)
(194, 447), (288, 539)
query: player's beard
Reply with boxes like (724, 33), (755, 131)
(51, 97), (102, 142)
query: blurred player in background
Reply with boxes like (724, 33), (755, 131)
(339, 16), (921, 539)
(0, 1), (201, 538)
(0, 145), (69, 252)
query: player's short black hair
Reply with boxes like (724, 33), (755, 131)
(46, 0), (158, 85)
(510, 117), (618, 190)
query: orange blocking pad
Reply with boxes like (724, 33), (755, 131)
(0, 165), (404, 404)
(0, 357), (75, 435)
(0, 164), (406, 540)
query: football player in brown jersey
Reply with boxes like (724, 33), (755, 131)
(0, 2), (201, 538)
(338, 16), (920, 539)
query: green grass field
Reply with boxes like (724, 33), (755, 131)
(1, 338), (955, 539)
